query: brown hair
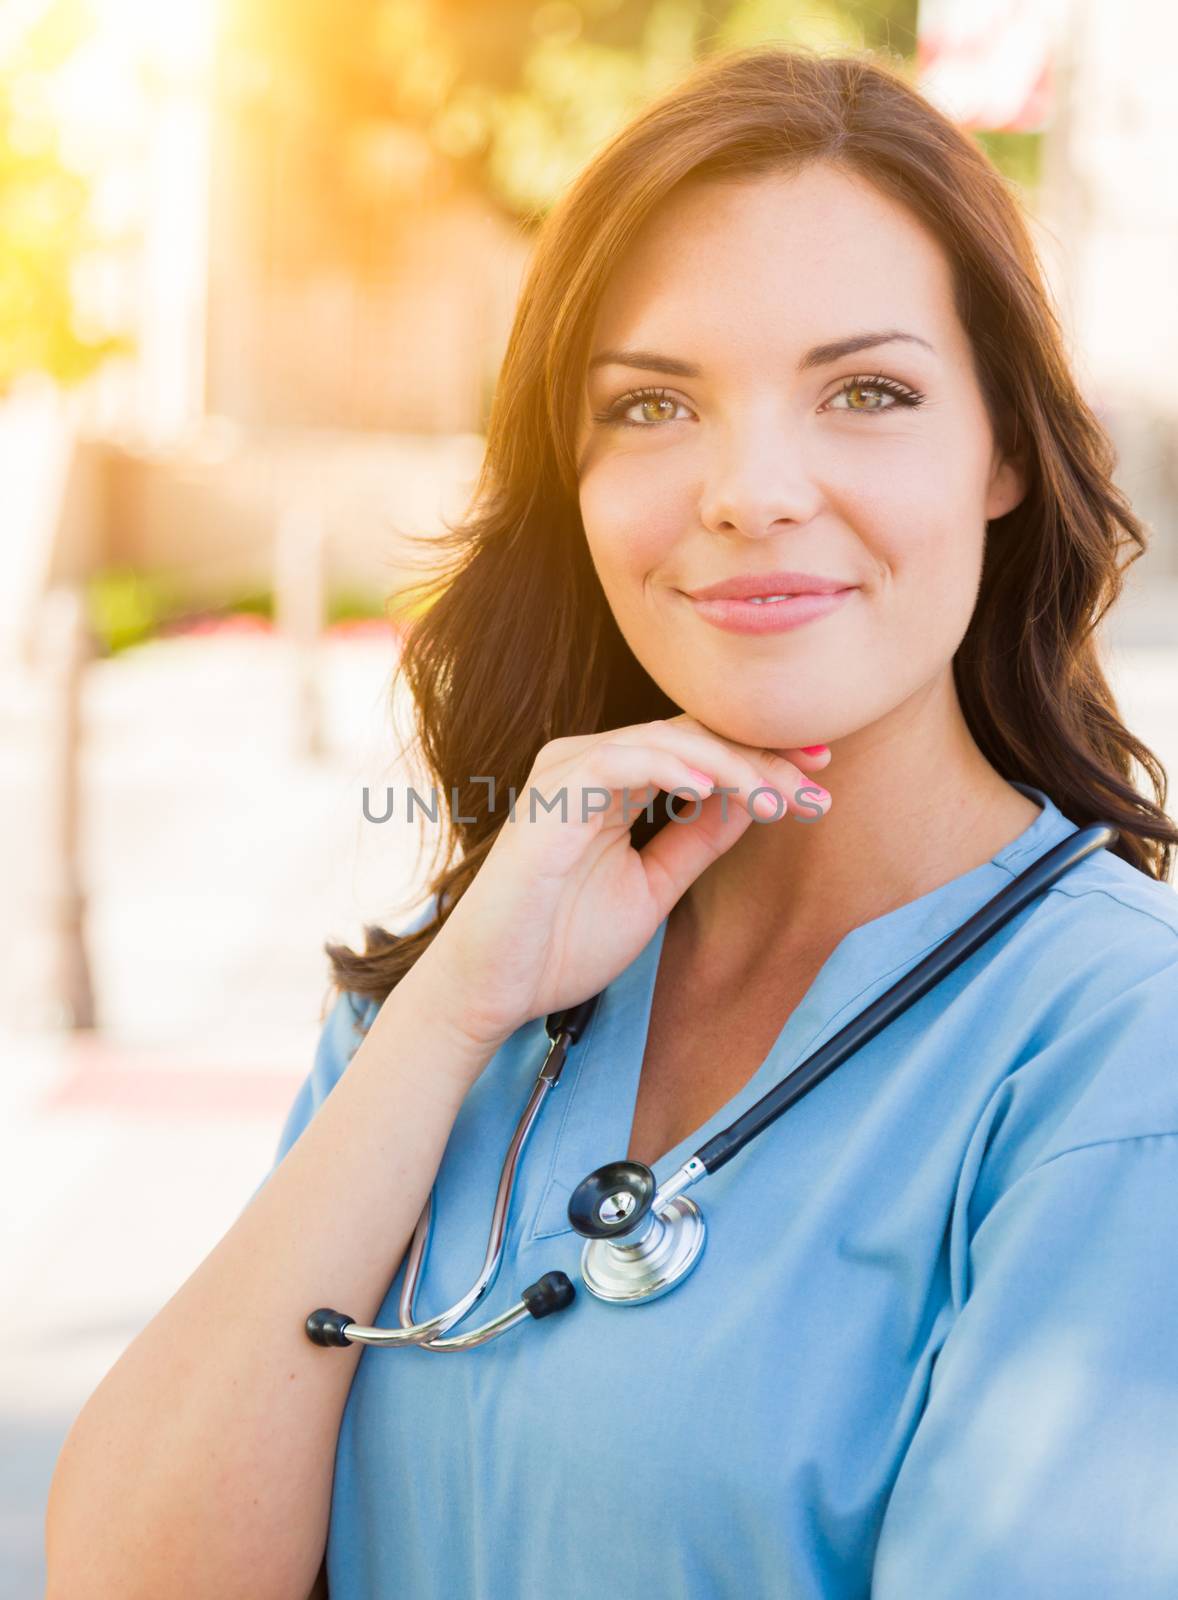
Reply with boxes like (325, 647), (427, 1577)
(326, 44), (1177, 1006)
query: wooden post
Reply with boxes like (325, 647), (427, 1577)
(273, 499), (327, 762)
(39, 585), (96, 1030)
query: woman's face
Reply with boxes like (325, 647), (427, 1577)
(575, 161), (1025, 750)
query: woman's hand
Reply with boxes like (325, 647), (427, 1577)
(411, 713), (832, 1055)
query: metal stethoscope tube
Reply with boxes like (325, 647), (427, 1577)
(305, 1006), (593, 1352)
(392, 1061), (571, 1351)
(305, 821), (1117, 1354)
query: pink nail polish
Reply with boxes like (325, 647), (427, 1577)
(683, 766), (714, 789)
(801, 745), (828, 755)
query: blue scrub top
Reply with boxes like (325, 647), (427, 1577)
(262, 783), (1178, 1597)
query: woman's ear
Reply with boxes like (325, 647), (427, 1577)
(985, 446), (1029, 521)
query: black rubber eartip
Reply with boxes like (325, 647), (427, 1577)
(567, 1160), (656, 1240)
(521, 1271), (576, 1320)
(305, 1308), (355, 1347)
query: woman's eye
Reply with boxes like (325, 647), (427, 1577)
(825, 376), (925, 413)
(593, 388), (690, 428)
(592, 374), (925, 429)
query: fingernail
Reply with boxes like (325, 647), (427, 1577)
(801, 745), (828, 756)
(684, 766), (714, 790)
(809, 786), (831, 803)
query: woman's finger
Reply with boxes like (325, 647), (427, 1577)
(657, 714), (833, 819)
(636, 786), (756, 914)
(516, 743), (718, 832)
(781, 743), (831, 769)
(585, 719), (777, 811)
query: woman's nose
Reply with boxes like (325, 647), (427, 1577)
(697, 418), (824, 538)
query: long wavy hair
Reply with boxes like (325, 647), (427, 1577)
(326, 44), (1176, 1007)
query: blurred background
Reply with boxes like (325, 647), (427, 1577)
(2, 0), (1176, 1590)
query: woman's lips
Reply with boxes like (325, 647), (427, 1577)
(684, 587), (858, 634)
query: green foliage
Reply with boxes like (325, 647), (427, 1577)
(84, 568), (410, 656)
(220, 0), (920, 228)
(973, 129), (1043, 197)
(85, 569), (183, 656)
(84, 570), (273, 656)
(327, 585), (393, 623)
(0, 0), (129, 392)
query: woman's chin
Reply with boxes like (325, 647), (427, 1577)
(666, 678), (861, 752)
(682, 713), (833, 751)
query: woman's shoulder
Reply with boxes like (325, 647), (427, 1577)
(257, 895), (443, 1186)
(967, 846), (1178, 1214)
(318, 892), (441, 1079)
(1026, 840), (1178, 1065)
(998, 837), (1178, 1007)
(1040, 840), (1178, 949)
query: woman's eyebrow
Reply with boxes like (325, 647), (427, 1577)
(587, 329), (935, 378)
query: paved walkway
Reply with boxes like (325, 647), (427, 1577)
(2, 628), (1175, 1597)
(1, 624), (430, 1596)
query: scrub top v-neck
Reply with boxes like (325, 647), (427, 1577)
(263, 782), (1178, 1598)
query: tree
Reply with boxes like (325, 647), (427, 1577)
(0, 0), (125, 393)
(217, 0), (920, 236)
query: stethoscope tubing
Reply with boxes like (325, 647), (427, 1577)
(694, 820), (1118, 1174)
(306, 819), (1117, 1353)
(396, 1059), (561, 1351)
(331, 1029), (576, 1351)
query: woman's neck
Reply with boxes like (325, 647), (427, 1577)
(677, 672), (1042, 983)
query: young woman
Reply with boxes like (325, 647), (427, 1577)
(49, 46), (1178, 1600)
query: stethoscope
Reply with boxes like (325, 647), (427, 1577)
(306, 820), (1116, 1354)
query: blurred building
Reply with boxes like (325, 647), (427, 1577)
(9, 0), (1178, 632)
(918, 0), (1178, 642)
(206, 139), (527, 435)
(1038, 0), (1178, 620)
(26, 1), (530, 624)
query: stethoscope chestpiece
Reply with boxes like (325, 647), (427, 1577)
(567, 1160), (706, 1305)
(566, 1160), (656, 1238)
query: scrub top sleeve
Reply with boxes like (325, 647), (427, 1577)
(274, 988), (379, 1166)
(246, 894), (439, 1206)
(871, 1132), (1178, 1598)
(239, 989), (378, 1211)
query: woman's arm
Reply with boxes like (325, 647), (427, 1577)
(46, 719), (792, 1598)
(45, 958), (504, 1600)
